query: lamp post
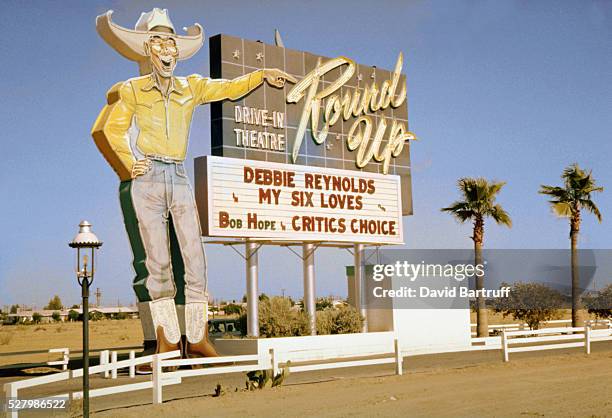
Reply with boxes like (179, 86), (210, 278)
(69, 221), (102, 418)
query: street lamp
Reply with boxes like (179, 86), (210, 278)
(69, 221), (102, 418)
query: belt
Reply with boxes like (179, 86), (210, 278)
(145, 154), (184, 164)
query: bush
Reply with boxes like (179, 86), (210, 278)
(315, 297), (334, 311)
(89, 311), (105, 321)
(32, 312), (42, 324)
(68, 310), (79, 322)
(582, 284), (612, 320)
(239, 298), (363, 337)
(492, 282), (564, 330)
(316, 306), (363, 335)
(51, 311), (61, 322)
(224, 303), (243, 316)
(258, 297), (309, 337)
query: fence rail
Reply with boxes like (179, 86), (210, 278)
(501, 326), (591, 362)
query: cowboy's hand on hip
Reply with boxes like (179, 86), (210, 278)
(263, 69), (297, 88)
(131, 159), (152, 179)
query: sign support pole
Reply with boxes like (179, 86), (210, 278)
(354, 243), (368, 332)
(303, 242), (316, 335)
(246, 240), (260, 337)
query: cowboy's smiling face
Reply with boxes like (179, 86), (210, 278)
(146, 35), (178, 78)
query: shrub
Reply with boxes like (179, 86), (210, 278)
(492, 282), (564, 329)
(32, 312), (42, 324)
(68, 310), (79, 322)
(239, 299), (364, 337)
(258, 297), (309, 337)
(315, 297), (334, 311)
(582, 284), (612, 320)
(51, 312), (61, 322)
(316, 306), (363, 335)
(89, 311), (105, 321)
(224, 303), (243, 316)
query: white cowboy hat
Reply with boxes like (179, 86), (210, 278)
(96, 9), (204, 62)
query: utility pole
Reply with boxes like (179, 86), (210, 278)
(95, 288), (102, 308)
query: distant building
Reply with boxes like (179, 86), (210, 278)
(8, 306), (139, 323)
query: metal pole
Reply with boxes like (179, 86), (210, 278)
(303, 242), (316, 335)
(246, 240), (259, 337)
(82, 276), (90, 418)
(354, 243), (368, 333)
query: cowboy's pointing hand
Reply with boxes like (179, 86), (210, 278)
(263, 69), (298, 88)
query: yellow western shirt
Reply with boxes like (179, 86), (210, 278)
(92, 71), (263, 180)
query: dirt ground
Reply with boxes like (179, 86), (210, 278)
(1, 341), (610, 418)
(0, 320), (144, 366)
(94, 346), (612, 418)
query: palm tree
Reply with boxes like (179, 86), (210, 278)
(442, 178), (512, 337)
(539, 164), (603, 327)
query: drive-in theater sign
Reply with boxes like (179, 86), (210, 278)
(195, 34), (416, 245)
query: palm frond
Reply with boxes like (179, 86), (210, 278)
(443, 177), (511, 227)
(489, 204), (512, 227)
(579, 198), (603, 222)
(550, 202), (573, 218)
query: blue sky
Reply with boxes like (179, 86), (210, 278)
(1, 0), (611, 308)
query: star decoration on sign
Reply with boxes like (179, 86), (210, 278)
(256, 52), (264, 62)
(232, 49), (240, 60)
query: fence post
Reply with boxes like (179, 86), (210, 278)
(394, 339), (403, 376)
(62, 349), (69, 371)
(501, 330), (509, 362)
(129, 351), (136, 378)
(4, 382), (18, 418)
(111, 351), (118, 379)
(152, 354), (162, 404)
(100, 350), (109, 378)
(585, 325), (591, 355)
(269, 348), (278, 376)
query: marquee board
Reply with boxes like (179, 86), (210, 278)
(195, 156), (403, 244)
(209, 34), (415, 216)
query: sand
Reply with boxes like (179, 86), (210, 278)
(90, 347), (612, 418)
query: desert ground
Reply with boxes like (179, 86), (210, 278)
(1, 312), (610, 417)
(0, 320), (144, 367)
(0, 342), (610, 417)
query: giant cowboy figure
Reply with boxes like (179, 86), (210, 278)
(92, 9), (296, 370)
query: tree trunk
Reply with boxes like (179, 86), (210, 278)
(570, 213), (581, 327)
(474, 218), (488, 337)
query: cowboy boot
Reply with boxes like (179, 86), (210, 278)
(185, 302), (219, 368)
(136, 299), (182, 374)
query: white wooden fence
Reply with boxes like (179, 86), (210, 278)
(470, 319), (611, 336)
(3, 339), (402, 416)
(3, 350), (182, 418)
(500, 324), (612, 362)
(46, 348), (69, 371)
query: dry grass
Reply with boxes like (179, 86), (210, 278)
(0, 331), (14, 345)
(0, 319), (143, 366)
